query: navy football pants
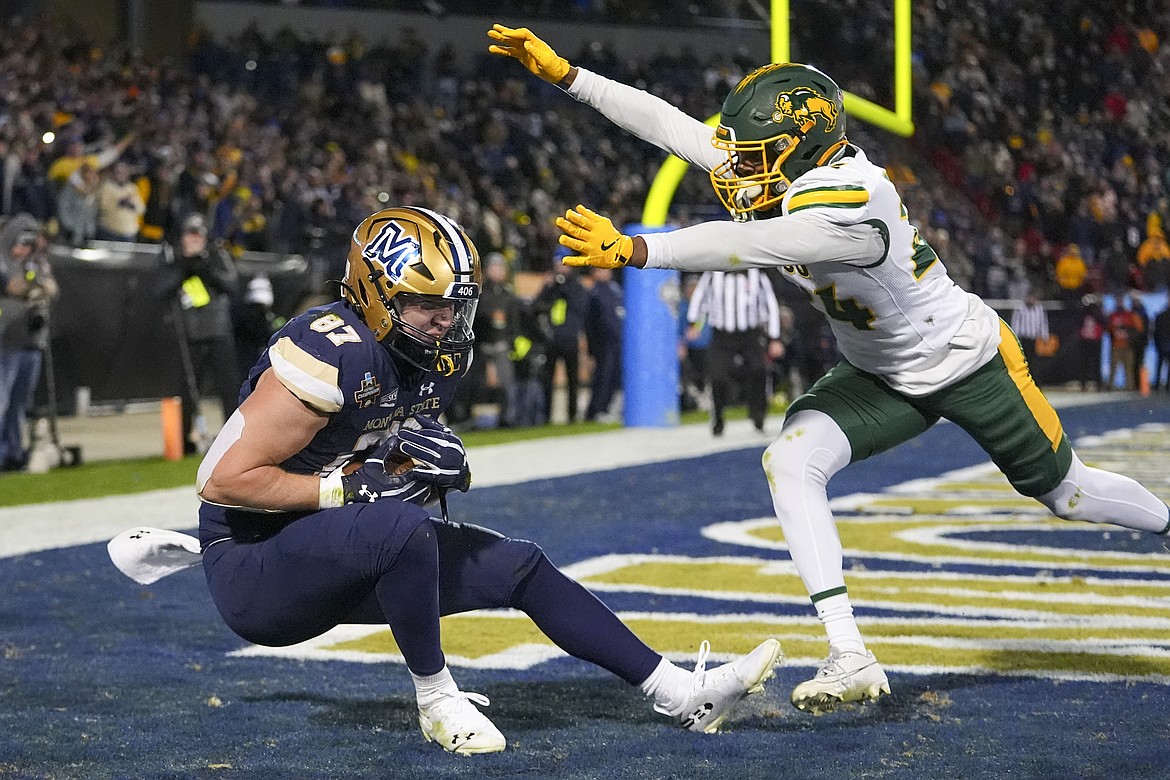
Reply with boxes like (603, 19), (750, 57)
(200, 500), (659, 685)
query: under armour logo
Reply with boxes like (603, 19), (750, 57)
(419, 382), (436, 396)
(680, 703), (713, 730)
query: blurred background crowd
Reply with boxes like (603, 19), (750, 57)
(2, 0), (1170, 467)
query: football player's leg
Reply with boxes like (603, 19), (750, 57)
(932, 322), (1169, 534)
(202, 502), (442, 662)
(1040, 451), (1170, 533)
(770, 362), (935, 711)
(432, 519), (660, 683)
(433, 520), (782, 732)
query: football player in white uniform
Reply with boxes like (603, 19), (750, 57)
(490, 25), (1170, 714)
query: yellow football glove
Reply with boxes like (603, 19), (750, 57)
(556, 205), (633, 269)
(487, 24), (571, 85)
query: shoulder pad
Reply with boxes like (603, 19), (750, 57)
(785, 164), (870, 215)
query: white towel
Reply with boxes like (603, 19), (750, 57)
(107, 527), (203, 585)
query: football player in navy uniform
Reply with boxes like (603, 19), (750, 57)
(195, 207), (782, 754)
(490, 26), (1170, 716)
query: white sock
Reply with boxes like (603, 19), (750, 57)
(815, 592), (867, 655)
(411, 666), (457, 708)
(639, 656), (693, 715)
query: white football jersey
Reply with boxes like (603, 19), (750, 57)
(768, 151), (1000, 391)
(569, 67), (1002, 396)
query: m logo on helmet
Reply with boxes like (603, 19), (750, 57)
(361, 220), (420, 282)
(774, 88), (839, 132)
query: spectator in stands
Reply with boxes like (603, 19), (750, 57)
(1154, 305), (1170, 393)
(1010, 292), (1050, 368)
(534, 254), (589, 424)
(770, 302), (807, 399)
(1107, 294), (1141, 391)
(584, 266), (623, 422)
(1075, 294), (1107, 392)
(1129, 293), (1150, 388)
(96, 162), (145, 242)
(9, 143), (54, 222)
(677, 273), (710, 414)
(55, 163), (100, 246)
(46, 134), (133, 188)
(0, 216), (56, 471)
(1137, 214), (1170, 291)
(510, 298), (549, 427)
(153, 213), (241, 454)
(232, 274), (279, 383)
(1054, 243), (1087, 302)
(467, 252), (521, 428)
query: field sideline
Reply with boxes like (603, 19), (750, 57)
(2, 394), (1169, 779)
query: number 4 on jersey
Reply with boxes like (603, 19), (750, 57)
(813, 283), (876, 330)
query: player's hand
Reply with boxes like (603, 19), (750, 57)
(394, 416), (472, 493)
(487, 25), (570, 85)
(337, 439), (435, 505)
(556, 205), (633, 269)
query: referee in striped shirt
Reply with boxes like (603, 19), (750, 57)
(686, 269), (785, 436)
(1010, 292), (1050, 368)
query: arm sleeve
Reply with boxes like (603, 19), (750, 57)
(268, 336), (344, 414)
(642, 210), (886, 272)
(567, 68), (724, 171)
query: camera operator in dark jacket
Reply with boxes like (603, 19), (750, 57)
(0, 214), (57, 471)
(153, 213), (241, 454)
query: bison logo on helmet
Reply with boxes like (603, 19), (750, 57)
(773, 87), (839, 132)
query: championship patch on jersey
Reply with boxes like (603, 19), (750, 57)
(361, 219), (420, 282)
(353, 371), (381, 409)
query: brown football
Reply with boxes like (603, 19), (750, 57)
(341, 455), (415, 476)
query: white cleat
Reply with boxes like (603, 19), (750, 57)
(418, 689), (506, 755)
(791, 648), (890, 715)
(665, 638), (784, 733)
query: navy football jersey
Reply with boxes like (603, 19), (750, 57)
(243, 301), (462, 476)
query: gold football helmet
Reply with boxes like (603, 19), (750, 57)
(343, 207), (481, 376)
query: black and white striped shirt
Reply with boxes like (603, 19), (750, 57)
(687, 269), (782, 338)
(1010, 301), (1050, 340)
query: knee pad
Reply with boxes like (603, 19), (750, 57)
(762, 411), (851, 496)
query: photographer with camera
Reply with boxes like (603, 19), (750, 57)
(153, 213), (241, 455)
(0, 214), (57, 471)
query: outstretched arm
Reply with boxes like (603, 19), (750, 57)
(488, 25), (720, 170)
(557, 204), (885, 273)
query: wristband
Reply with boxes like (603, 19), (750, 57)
(319, 469), (346, 509)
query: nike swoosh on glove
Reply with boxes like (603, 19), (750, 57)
(556, 205), (633, 269)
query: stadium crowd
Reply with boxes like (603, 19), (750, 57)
(1, 0), (1169, 452)
(0, 2), (1165, 295)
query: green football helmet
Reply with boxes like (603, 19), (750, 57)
(710, 63), (848, 216)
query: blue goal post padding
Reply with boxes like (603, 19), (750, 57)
(621, 224), (680, 427)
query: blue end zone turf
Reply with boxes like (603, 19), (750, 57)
(1, 398), (1168, 778)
